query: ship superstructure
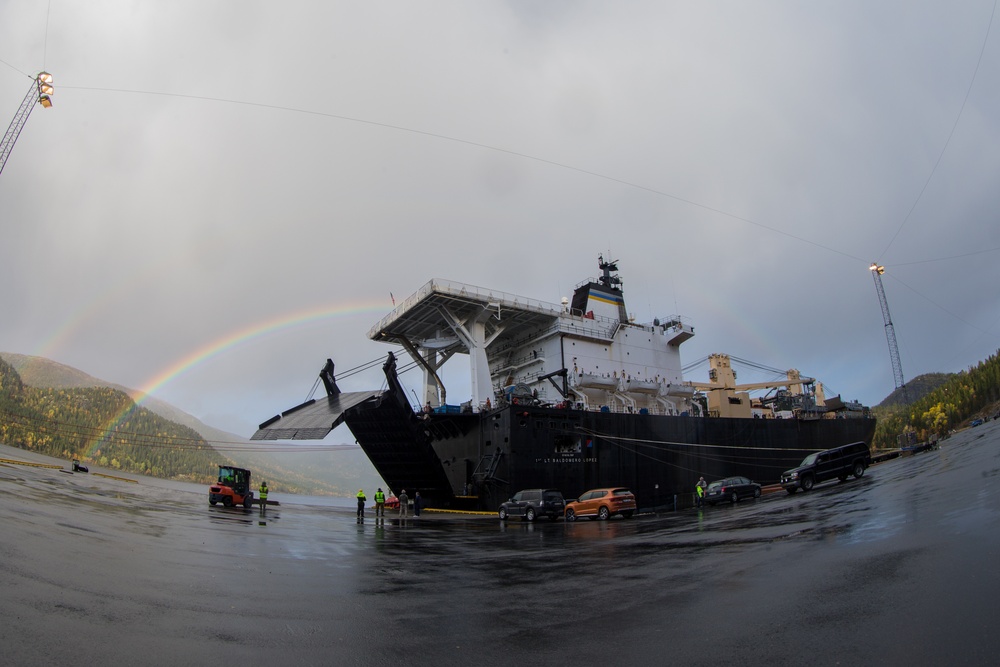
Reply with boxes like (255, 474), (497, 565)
(372, 256), (697, 418)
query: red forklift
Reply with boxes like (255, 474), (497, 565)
(209, 465), (254, 508)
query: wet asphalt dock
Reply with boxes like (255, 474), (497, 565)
(2, 423), (1000, 666)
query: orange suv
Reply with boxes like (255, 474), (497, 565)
(564, 487), (636, 521)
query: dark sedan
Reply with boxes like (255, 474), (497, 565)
(705, 476), (762, 505)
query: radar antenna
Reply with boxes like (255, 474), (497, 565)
(870, 263), (908, 403)
(597, 253), (622, 290)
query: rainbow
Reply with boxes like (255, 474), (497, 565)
(83, 299), (393, 458)
(32, 240), (228, 362)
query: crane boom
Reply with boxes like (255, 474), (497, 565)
(870, 264), (907, 401)
(0, 72), (53, 177)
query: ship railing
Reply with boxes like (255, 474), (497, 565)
(656, 314), (693, 331)
(488, 322), (564, 357)
(557, 391), (679, 416)
(487, 318), (620, 367)
(427, 279), (565, 316)
(368, 280), (438, 335)
(370, 278), (627, 341)
(369, 277), (693, 343)
(441, 279), (567, 316)
(556, 318), (619, 341)
(490, 353), (545, 378)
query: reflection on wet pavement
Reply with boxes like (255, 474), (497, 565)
(4, 423), (1000, 663)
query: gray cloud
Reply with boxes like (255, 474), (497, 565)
(2, 1), (998, 438)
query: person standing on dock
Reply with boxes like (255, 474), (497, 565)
(259, 481), (269, 515)
(695, 477), (707, 508)
(374, 488), (386, 517)
(356, 489), (367, 522)
(398, 489), (409, 518)
(413, 491), (422, 517)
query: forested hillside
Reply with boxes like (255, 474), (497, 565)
(873, 350), (1000, 449)
(0, 356), (221, 482)
(0, 354), (386, 494)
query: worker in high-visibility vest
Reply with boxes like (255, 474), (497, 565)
(374, 488), (386, 517)
(695, 476), (707, 508)
(356, 489), (367, 521)
(259, 481), (269, 515)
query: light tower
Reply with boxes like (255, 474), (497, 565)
(0, 71), (54, 177)
(870, 263), (908, 403)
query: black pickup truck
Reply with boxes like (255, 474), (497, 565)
(781, 441), (871, 493)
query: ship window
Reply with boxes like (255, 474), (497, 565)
(554, 436), (581, 455)
(728, 397), (742, 405)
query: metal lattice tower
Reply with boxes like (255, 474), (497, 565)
(870, 263), (908, 403)
(0, 72), (54, 177)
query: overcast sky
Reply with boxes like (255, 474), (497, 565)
(2, 1), (998, 441)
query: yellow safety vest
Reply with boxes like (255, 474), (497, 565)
(375, 491), (385, 503)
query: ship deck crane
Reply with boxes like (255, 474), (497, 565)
(687, 354), (817, 418)
(870, 263), (908, 403)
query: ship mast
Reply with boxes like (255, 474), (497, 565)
(598, 254), (621, 290)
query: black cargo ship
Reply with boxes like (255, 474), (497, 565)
(254, 258), (875, 511)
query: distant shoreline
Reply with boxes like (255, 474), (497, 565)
(0, 442), (360, 509)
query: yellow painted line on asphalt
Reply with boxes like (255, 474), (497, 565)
(91, 472), (138, 484)
(0, 457), (62, 469)
(424, 508), (494, 516)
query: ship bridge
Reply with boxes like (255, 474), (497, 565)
(368, 279), (614, 408)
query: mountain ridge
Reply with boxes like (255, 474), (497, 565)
(877, 372), (954, 408)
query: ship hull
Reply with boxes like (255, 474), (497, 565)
(343, 398), (876, 512)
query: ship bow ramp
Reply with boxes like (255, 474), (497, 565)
(253, 356), (459, 503)
(252, 391), (381, 440)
